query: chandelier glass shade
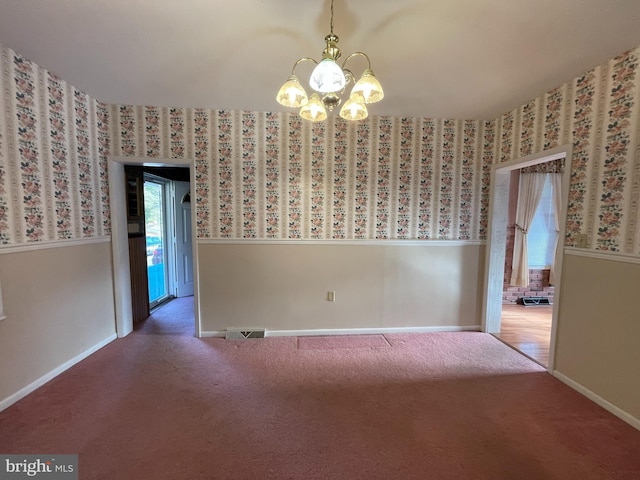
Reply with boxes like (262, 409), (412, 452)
(276, 75), (308, 108)
(275, 0), (383, 121)
(310, 58), (346, 93)
(299, 93), (328, 122)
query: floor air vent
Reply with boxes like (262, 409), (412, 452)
(521, 296), (552, 307)
(225, 329), (266, 340)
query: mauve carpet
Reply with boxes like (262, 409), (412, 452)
(1, 298), (639, 479)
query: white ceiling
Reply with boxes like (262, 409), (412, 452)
(2, 0), (640, 119)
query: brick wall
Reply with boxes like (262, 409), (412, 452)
(503, 224), (555, 304)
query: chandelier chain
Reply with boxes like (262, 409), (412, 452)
(330, 0), (334, 35)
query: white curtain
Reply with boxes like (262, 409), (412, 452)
(510, 173), (546, 287)
(549, 173), (563, 285)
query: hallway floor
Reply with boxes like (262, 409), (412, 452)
(497, 304), (552, 367)
(135, 296), (195, 336)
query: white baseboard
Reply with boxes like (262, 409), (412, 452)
(553, 370), (640, 431)
(199, 330), (226, 338)
(199, 325), (481, 338)
(0, 333), (117, 412)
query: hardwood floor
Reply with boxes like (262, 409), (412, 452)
(496, 304), (552, 366)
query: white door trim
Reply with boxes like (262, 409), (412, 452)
(482, 144), (572, 372)
(108, 156), (201, 338)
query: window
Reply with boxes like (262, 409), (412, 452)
(527, 175), (557, 268)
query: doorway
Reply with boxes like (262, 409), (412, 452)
(483, 145), (571, 372)
(109, 156), (200, 338)
(144, 173), (194, 310)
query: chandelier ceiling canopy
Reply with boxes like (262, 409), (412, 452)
(276, 0), (384, 122)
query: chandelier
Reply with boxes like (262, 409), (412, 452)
(275, 0), (384, 121)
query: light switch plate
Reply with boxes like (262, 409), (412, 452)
(576, 233), (588, 248)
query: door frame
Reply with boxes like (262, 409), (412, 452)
(482, 144), (572, 372)
(109, 156), (201, 338)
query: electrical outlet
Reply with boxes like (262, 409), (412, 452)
(327, 291), (336, 302)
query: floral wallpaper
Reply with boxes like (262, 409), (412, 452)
(0, 44), (109, 245)
(497, 47), (640, 254)
(1, 40), (640, 255)
(109, 106), (492, 241)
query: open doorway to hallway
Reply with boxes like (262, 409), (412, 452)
(497, 166), (559, 367)
(111, 156), (199, 339)
(141, 167), (194, 334)
(483, 145), (571, 372)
